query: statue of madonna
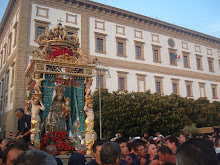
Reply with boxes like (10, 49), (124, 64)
(48, 85), (67, 131)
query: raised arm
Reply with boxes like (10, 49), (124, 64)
(39, 100), (45, 111)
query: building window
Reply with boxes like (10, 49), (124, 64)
(0, 82), (1, 98)
(219, 60), (220, 71)
(0, 99), (2, 111)
(11, 63), (15, 87)
(135, 40), (144, 60)
(97, 75), (103, 88)
(118, 42), (123, 55)
(8, 33), (12, 56)
(95, 32), (107, 54)
(117, 71), (128, 91)
(152, 44), (161, 63)
(119, 77), (125, 91)
(10, 90), (13, 103)
(0, 50), (3, 68)
(116, 37), (126, 57)
(5, 70), (10, 93)
(3, 44), (7, 64)
(185, 81), (193, 97)
(34, 19), (50, 42)
(208, 58), (214, 72)
(196, 55), (203, 70)
(154, 76), (163, 94)
(136, 46), (141, 58)
(5, 94), (8, 107)
(169, 48), (177, 66)
(171, 78), (180, 95)
(199, 82), (206, 97)
(13, 21), (18, 47)
(96, 69), (107, 89)
(97, 38), (103, 52)
(211, 84), (218, 99)
(136, 74), (146, 92)
(0, 82), (1, 110)
(37, 27), (45, 38)
(182, 52), (190, 68)
(1, 78), (4, 98)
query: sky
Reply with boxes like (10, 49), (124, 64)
(0, 0), (220, 39)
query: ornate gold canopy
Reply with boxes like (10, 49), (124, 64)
(26, 22), (97, 81)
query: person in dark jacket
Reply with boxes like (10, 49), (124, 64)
(13, 108), (31, 143)
(68, 144), (87, 165)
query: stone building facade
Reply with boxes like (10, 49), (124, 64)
(0, 0), (220, 138)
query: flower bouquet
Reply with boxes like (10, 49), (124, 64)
(40, 130), (76, 154)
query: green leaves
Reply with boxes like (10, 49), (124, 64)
(92, 89), (220, 138)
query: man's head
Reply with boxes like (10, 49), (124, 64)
(46, 145), (57, 157)
(2, 142), (29, 165)
(115, 137), (129, 157)
(143, 132), (149, 138)
(92, 140), (106, 163)
(15, 108), (25, 119)
(158, 146), (173, 163)
(100, 142), (121, 165)
(0, 138), (13, 151)
(179, 133), (188, 143)
(156, 132), (161, 137)
(165, 136), (179, 154)
(147, 144), (157, 157)
(77, 144), (87, 155)
(176, 138), (218, 165)
(133, 142), (146, 158)
(14, 150), (57, 165)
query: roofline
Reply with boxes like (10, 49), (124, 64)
(0, 0), (16, 36)
(0, 0), (220, 44)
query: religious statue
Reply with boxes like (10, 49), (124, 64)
(39, 42), (52, 59)
(76, 48), (89, 62)
(25, 85), (31, 115)
(85, 78), (92, 98)
(61, 97), (71, 120)
(25, 100), (31, 115)
(33, 73), (45, 94)
(84, 102), (94, 133)
(30, 95), (45, 149)
(47, 85), (67, 131)
(26, 85), (31, 100)
(84, 78), (96, 155)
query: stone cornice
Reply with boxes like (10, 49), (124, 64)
(91, 55), (220, 82)
(70, 0), (220, 44)
(0, 0), (17, 37)
(1, 0), (220, 47)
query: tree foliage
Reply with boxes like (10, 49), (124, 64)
(92, 89), (220, 139)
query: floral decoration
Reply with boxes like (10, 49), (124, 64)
(40, 131), (76, 154)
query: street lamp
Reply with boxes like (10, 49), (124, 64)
(95, 62), (110, 139)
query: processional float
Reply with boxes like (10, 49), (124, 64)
(25, 22), (97, 154)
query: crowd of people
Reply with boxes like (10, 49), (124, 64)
(0, 107), (220, 165)
(0, 131), (220, 165)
